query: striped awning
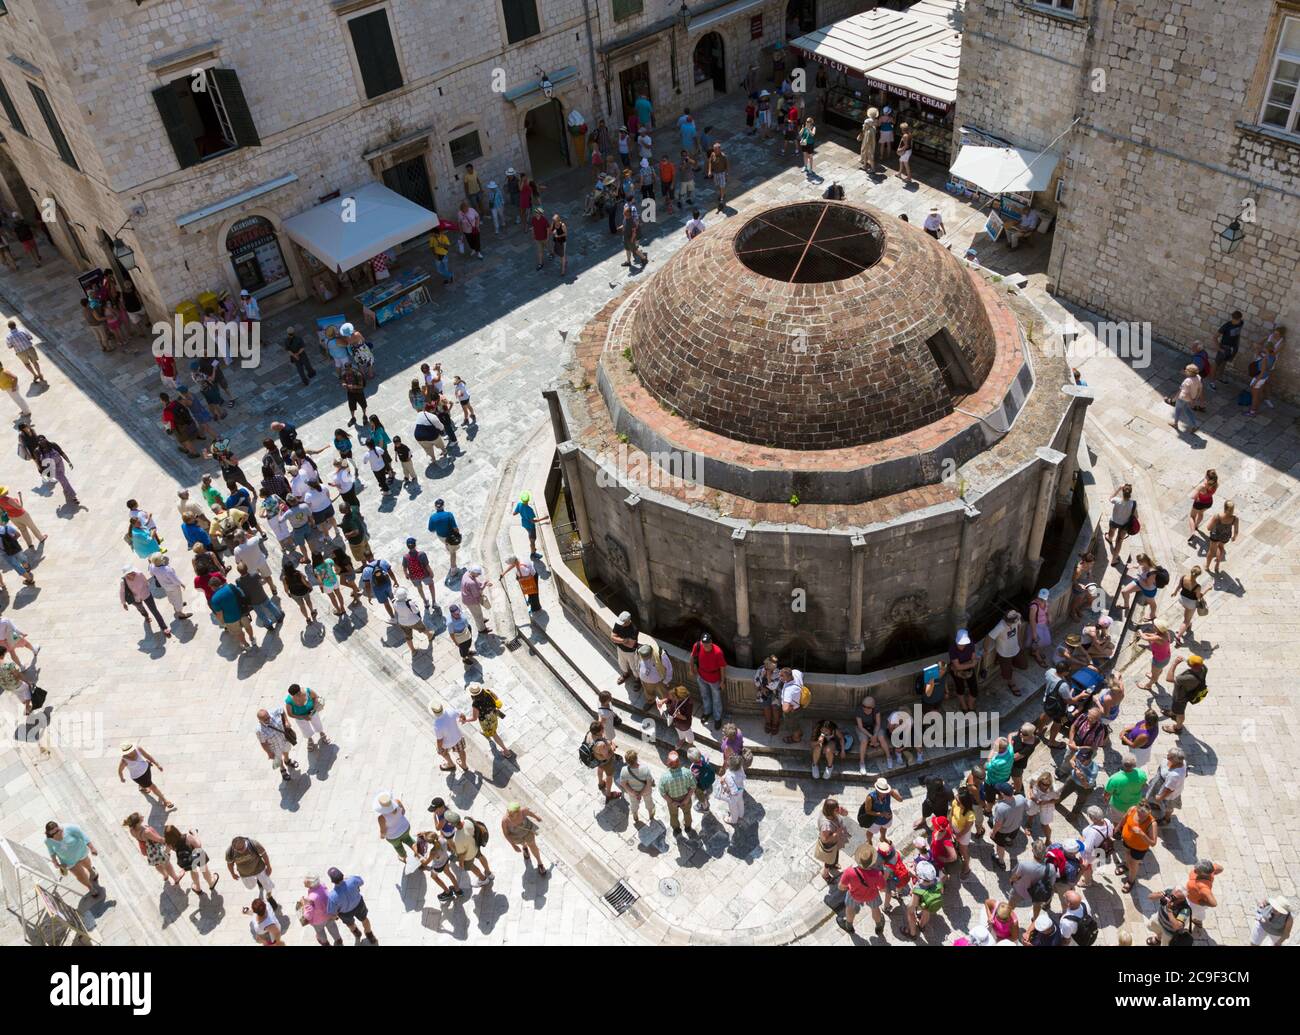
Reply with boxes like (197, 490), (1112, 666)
(787, 9), (950, 78)
(858, 32), (962, 111)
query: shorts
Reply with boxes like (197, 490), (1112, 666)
(1028, 803), (1057, 827)
(1126, 843), (1150, 861)
(1146, 915), (1175, 945)
(955, 826), (972, 846)
(311, 505), (336, 526)
(950, 670), (978, 697)
(1191, 500), (1212, 511)
(553, 241), (566, 257)
(869, 818), (891, 832)
(338, 897), (369, 923)
(130, 766), (154, 788)
(879, 130), (894, 144)
(979, 781), (998, 805)
(222, 617), (249, 634)
(183, 848), (210, 871)
(998, 652), (1028, 679)
(992, 830), (1017, 848)
(291, 524), (312, 546)
(800, 143), (814, 154)
(1188, 900), (1208, 922)
(713, 172), (727, 189)
(240, 872), (275, 894)
(372, 582), (393, 605)
(1140, 586), (1158, 599)
(676, 727), (696, 745)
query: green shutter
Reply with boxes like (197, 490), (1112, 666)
(0, 77), (25, 136)
(349, 10), (404, 99)
(209, 68), (260, 148)
(502, 0), (541, 44)
(27, 84), (78, 170)
(612, 0), (643, 22)
(152, 82), (201, 168)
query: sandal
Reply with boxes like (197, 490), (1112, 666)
(1121, 879), (1134, 893)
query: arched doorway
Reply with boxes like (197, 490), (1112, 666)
(523, 98), (569, 181)
(786, 0), (816, 37)
(44, 194), (91, 268)
(693, 33), (726, 93)
(225, 214), (292, 300)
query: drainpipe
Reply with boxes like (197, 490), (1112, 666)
(580, 0), (604, 118)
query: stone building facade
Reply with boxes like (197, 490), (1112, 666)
(0, 0), (870, 323)
(956, 0), (1300, 400)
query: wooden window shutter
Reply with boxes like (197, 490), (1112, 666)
(0, 77), (25, 136)
(349, 10), (403, 98)
(151, 83), (200, 168)
(209, 68), (261, 148)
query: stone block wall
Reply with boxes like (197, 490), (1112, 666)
(955, 0), (1300, 401)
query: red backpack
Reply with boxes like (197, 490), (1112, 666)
(1044, 844), (1067, 879)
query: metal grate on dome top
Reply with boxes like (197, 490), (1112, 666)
(734, 202), (885, 284)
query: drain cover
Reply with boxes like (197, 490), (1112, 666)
(659, 877), (681, 898)
(603, 879), (638, 915)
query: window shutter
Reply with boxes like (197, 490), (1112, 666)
(349, 11), (403, 99)
(209, 68), (260, 148)
(151, 83), (200, 168)
(502, 1), (541, 45)
(0, 77), (25, 136)
(27, 84), (78, 170)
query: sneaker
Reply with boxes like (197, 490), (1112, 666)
(811, 763), (819, 778)
(822, 766), (832, 780)
(859, 763), (867, 776)
(437, 890), (456, 902)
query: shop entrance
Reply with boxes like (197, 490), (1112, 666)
(381, 154), (437, 215)
(226, 215), (292, 299)
(693, 33), (727, 93)
(523, 98), (569, 180)
(46, 194), (90, 268)
(786, 0), (817, 36)
(619, 63), (651, 128)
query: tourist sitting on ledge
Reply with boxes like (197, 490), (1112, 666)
(1079, 614), (1115, 665)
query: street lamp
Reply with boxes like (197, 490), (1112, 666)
(112, 238), (137, 271)
(536, 67), (554, 99)
(1218, 218), (1245, 255)
(678, 2), (691, 30)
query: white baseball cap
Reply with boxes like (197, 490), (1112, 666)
(338, 322), (355, 337)
(955, 629), (971, 646)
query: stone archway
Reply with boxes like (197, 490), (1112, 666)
(693, 32), (726, 93)
(523, 98), (569, 181)
(215, 208), (302, 306)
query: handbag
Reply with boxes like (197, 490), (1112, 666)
(29, 686), (47, 708)
(1195, 597), (1209, 617)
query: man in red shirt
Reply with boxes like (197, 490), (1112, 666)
(530, 207), (550, 271)
(689, 632), (727, 729)
(838, 842), (887, 937)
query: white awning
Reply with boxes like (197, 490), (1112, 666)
(949, 144), (1061, 194)
(788, 8), (950, 77)
(283, 182), (437, 272)
(860, 32), (961, 111)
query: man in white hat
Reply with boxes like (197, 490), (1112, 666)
(374, 792), (415, 861)
(923, 206), (945, 239)
(949, 627), (979, 711)
(459, 564), (491, 634)
(430, 699), (469, 774)
(1252, 896), (1293, 945)
(392, 588), (434, 654)
(486, 179), (505, 232)
(238, 289), (260, 346)
(611, 610), (640, 684)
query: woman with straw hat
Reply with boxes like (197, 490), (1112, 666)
(501, 803), (548, 877)
(117, 741), (177, 812)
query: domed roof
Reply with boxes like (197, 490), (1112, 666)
(629, 200), (998, 450)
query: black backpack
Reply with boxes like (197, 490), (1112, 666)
(578, 735), (605, 769)
(1029, 871), (1056, 903)
(1071, 903), (1099, 946)
(470, 818), (490, 848)
(823, 182), (845, 200)
(1041, 672), (1069, 719)
(370, 564), (390, 588)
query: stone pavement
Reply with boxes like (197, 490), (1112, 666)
(0, 92), (1296, 946)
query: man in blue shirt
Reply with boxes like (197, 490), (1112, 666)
(326, 867), (377, 944)
(635, 92), (653, 130)
(209, 579), (255, 651)
(427, 498), (461, 575)
(511, 491), (549, 560)
(677, 109), (697, 154)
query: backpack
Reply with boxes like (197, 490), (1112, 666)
(471, 818), (490, 848)
(1041, 672), (1070, 719)
(1044, 843), (1067, 879)
(1029, 871), (1055, 903)
(1071, 903), (1099, 946)
(1185, 673), (1209, 705)
(1153, 565), (1171, 588)
(880, 853), (910, 889)
(578, 736), (605, 769)
(370, 564), (390, 588)
(799, 684), (812, 708)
